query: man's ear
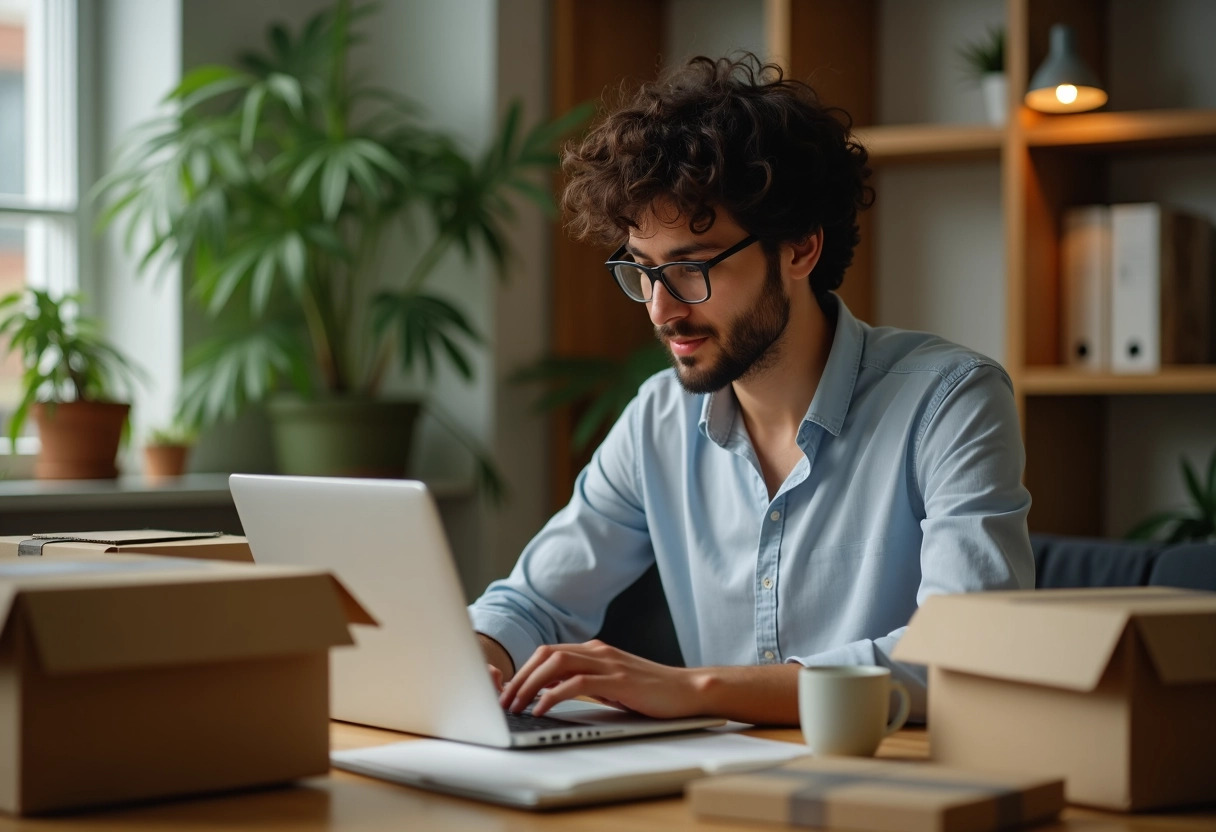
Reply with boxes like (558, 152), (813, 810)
(786, 228), (824, 283)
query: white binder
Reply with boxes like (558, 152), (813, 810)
(1061, 205), (1111, 370)
(1110, 203), (1161, 373)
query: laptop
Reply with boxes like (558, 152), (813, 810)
(228, 474), (725, 748)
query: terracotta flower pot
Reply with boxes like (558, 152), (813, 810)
(144, 443), (191, 480)
(33, 401), (131, 480)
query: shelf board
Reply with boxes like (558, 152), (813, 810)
(1019, 366), (1216, 396)
(853, 124), (1003, 165)
(1022, 109), (1216, 152)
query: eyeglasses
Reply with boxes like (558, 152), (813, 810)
(604, 235), (759, 304)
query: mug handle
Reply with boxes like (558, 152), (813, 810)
(884, 680), (911, 736)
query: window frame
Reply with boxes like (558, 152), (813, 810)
(0, 0), (87, 461)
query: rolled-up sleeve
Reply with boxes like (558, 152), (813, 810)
(468, 396), (657, 672)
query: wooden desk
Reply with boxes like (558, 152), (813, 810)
(2, 723), (1213, 830)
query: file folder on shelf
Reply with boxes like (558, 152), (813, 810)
(1061, 205), (1111, 370)
(1110, 203), (1213, 373)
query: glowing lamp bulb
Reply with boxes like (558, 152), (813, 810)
(1055, 84), (1078, 105)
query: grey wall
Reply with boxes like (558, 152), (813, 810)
(1101, 0), (1216, 535)
(666, 0), (766, 66)
(94, 0), (183, 453)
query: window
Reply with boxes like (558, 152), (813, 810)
(0, 0), (78, 445)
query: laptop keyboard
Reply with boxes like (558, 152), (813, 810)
(503, 709), (581, 733)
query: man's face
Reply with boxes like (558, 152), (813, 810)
(628, 208), (791, 394)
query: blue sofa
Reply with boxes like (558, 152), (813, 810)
(595, 535), (1216, 667)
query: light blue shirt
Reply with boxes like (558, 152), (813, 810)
(470, 295), (1034, 720)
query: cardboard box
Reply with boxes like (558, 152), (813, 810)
(687, 754), (1064, 831)
(0, 552), (374, 815)
(893, 587), (1216, 811)
(0, 530), (252, 562)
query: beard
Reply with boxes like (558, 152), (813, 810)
(655, 253), (791, 395)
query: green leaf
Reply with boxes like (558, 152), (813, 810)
(179, 76), (254, 113)
(350, 137), (409, 183)
(372, 291), (481, 381)
(179, 322), (311, 428)
(280, 232), (308, 293)
(516, 100), (594, 169)
(240, 84), (268, 151)
(207, 247), (261, 314)
(494, 100), (522, 171)
(505, 176), (556, 216)
(250, 251), (278, 315)
(1181, 456), (1212, 514)
(1125, 511), (1182, 542)
(266, 72), (305, 118)
(167, 65), (246, 102)
(320, 153), (351, 221)
(286, 149), (328, 198)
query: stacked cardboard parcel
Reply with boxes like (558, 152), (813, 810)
(0, 534), (373, 815)
(893, 587), (1216, 811)
(692, 586), (1216, 828)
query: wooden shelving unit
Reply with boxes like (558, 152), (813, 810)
(549, 0), (1215, 530)
(856, 124), (1003, 165)
(1022, 108), (1216, 151)
(1020, 367), (1216, 396)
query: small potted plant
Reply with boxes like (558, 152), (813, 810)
(958, 25), (1006, 125)
(143, 421), (198, 480)
(0, 288), (144, 479)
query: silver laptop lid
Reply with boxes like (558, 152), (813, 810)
(229, 474), (511, 746)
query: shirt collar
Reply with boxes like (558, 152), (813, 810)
(698, 293), (864, 446)
(803, 293), (863, 437)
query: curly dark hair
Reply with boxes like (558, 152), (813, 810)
(562, 53), (874, 298)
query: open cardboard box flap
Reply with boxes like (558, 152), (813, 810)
(0, 531), (253, 562)
(0, 553), (376, 675)
(893, 587), (1216, 692)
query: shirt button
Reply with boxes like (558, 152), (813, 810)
(762, 577), (773, 589)
(770, 510), (781, 522)
(764, 650), (775, 660)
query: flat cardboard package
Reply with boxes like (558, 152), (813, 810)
(687, 754), (1064, 831)
(893, 587), (1216, 811)
(0, 530), (252, 562)
(0, 552), (374, 815)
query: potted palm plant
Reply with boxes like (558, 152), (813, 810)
(0, 289), (144, 479)
(94, 1), (588, 496)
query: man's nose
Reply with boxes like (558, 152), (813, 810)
(647, 279), (689, 327)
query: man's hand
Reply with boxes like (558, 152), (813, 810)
(498, 639), (701, 719)
(477, 633), (515, 692)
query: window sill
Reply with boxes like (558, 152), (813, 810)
(0, 471), (475, 512)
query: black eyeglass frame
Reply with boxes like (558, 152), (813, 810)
(604, 234), (760, 304)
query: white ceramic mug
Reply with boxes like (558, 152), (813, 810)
(798, 665), (911, 757)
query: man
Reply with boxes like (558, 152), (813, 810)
(469, 54), (1033, 725)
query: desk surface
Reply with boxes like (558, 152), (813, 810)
(3, 722), (1213, 830)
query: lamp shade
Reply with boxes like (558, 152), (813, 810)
(1024, 24), (1107, 113)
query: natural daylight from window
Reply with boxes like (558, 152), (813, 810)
(0, 0), (78, 443)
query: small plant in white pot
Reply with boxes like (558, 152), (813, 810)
(958, 26), (1006, 126)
